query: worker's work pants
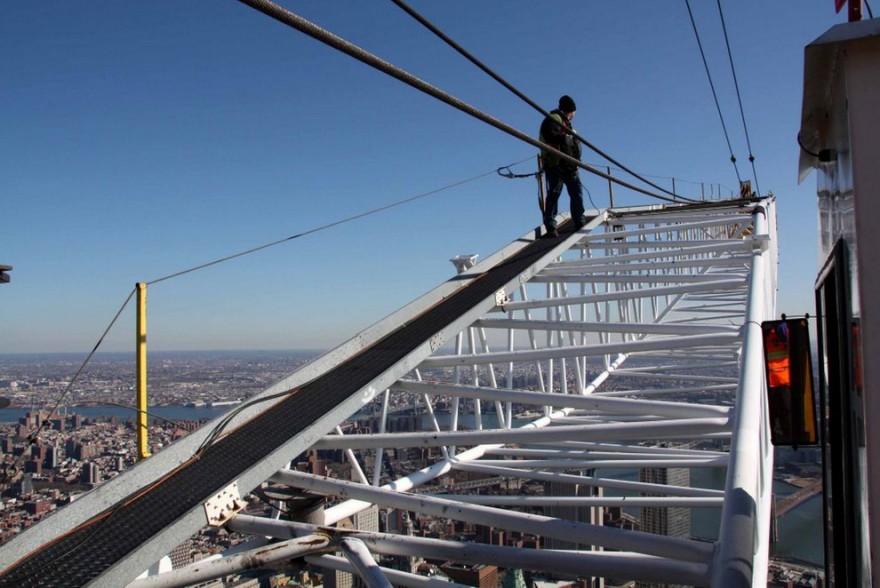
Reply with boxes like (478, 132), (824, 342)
(544, 166), (585, 229)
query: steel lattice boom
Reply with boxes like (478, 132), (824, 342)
(0, 198), (777, 587)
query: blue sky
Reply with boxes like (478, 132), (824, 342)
(2, 1), (847, 354)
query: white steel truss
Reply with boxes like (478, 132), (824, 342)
(283, 199), (775, 588)
(0, 198), (778, 588)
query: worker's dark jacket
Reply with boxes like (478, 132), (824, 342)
(539, 109), (581, 170)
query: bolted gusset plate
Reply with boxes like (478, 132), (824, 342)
(204, 481), (245, 527)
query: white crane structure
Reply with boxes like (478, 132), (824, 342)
(0, 197), (778, 587)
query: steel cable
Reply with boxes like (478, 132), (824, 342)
(684, 0), (742, 185)
(0, 288), (136, 489)
(233, 0), (689, 204)
(716, 0), (760, 195)
(388, 0), (690, 202)
(147, 157), (524, 285)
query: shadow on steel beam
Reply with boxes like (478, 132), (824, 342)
(714, 487), (757, 587)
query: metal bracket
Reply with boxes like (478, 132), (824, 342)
(205, 481), (245, 526)
(495, 289), (509, 309)
(751, 234), (770, 252)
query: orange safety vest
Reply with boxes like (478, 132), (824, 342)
(766, 329), (790, 387)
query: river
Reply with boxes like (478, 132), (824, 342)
(0, 405), (233, 425)
(599, 466), (824, 565)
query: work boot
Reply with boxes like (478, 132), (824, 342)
(545, 226), (558, 238)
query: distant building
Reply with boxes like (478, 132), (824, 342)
(80, 462), (101, 486)
(324, 505), (380, 588)
(168, 539), (200, 570)
(11, 474), (34, 499)
(23, 411), (48, 429)
(303, 452), (327, 477)
(638, 466), (691, 588)
(64, 438), (77, 458)
(381, 509), (421, 575)
(543, 476), (603, 551)
(30, 444), (46, 463)
(23, 460), (41, 475)
(441, 563), (499, 588)
(44, 445), (59, 470)
(502, 569), (528, 588)
(24, 500), (50, 516)
(639, 466), (690, 538)
(71, 442), (97, 461)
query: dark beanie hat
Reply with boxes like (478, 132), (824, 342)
(559, 95), (577, 113)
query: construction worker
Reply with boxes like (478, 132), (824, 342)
(539, 95), (586, 238)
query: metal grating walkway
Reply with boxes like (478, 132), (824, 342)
(0, 220), (585, 587)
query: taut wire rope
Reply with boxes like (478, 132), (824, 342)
(684, 0), (742, 186)
(715, 0), (760, 195)
(233, 0), (694, 204)
(147, 157), (525, 285)
(388, 0), (686, 202)
(0, 287), (136, 487)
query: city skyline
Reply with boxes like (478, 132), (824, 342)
(0, 349), (827, 570)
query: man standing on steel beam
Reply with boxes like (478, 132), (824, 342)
(539, 95), (586, 238)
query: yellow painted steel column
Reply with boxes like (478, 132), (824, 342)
(136, 283), (151, 460)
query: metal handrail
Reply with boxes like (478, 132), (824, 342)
(712, 202), (775, 586)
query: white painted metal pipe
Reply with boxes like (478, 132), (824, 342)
(518, 441), (728, 458)
(581, 239), (745, 250)
(608, 371), (739, 383)
(499, 279), (746, 312)
(543, 241), (752, 265)
(486, 447), (726, 459)
(306, 555), (470, 588)
(470, 458), (727, 469)
(529, 272), (745, 284)
(535, 257), (749, 275)
(340, 538), (392, 588)
(417, 332), (740, 368)
(323, 453), (480, 526)
(232, 517), (711, 586)
(314, 417), (730, 449)
(323, 348), (701, 524)
(126, 534), (330, 588)
(611, 362), (738, 373)
(425, 494), (723, 508)
(271, 469), (713, 563)
(394, 380), (731, 418)
(711, 205), (772, 587)
(450, 459), (723, 497)
(475, 317), (740, 335)
(582, 215), (752, 240)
